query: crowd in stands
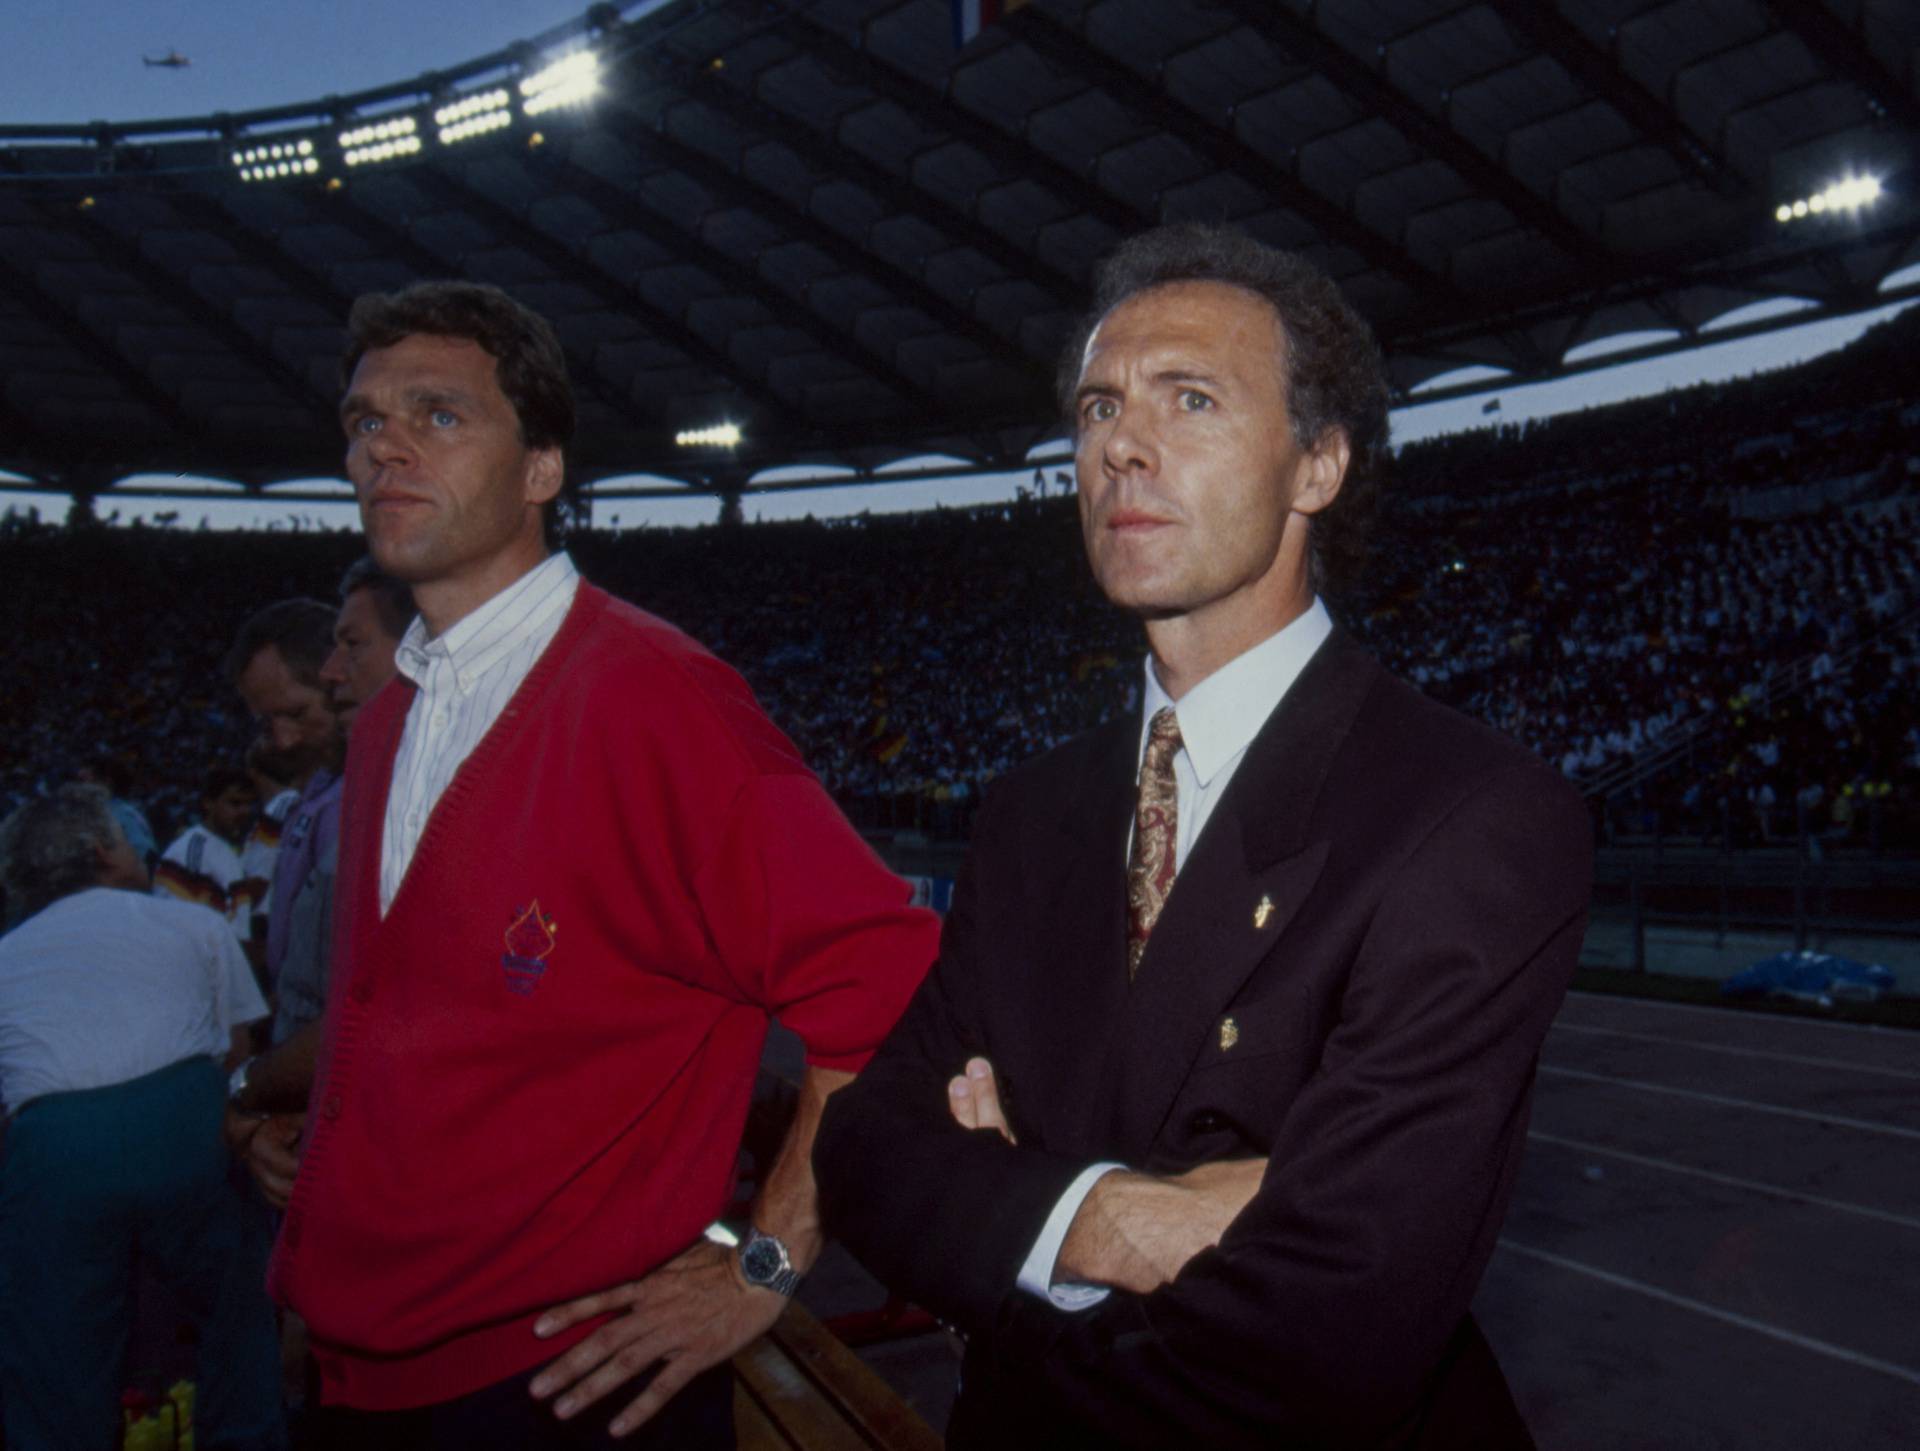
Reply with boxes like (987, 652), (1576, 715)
(4, 309), (1917, 852)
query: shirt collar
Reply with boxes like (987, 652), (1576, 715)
(297, 768), (338, 806)
(1139, 598), (1333, 786)
(394, 552), (579, 696)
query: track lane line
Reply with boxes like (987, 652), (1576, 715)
(1547, 1022), (1920, 1080)
(1536, 1064), (1920, 1140)
(1562, 991), (1920, 1040)
(1525, 1130), (1920, 1232)
(1496, 1239), (1920, 1390)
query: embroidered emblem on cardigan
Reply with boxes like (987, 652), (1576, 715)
(502, 901), (559, 996)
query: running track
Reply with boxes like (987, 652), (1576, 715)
(1479, 991), (1920, 1450)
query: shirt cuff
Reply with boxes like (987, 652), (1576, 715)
(1015, 1161), (1125, 1311)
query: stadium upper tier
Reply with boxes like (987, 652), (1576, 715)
(1, 0), (1916, 499)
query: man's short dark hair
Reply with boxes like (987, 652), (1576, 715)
(0, 783), (120, 919)
(342, 280), (580, 548)
(338, 556), (416, 641)
(1059, 224), (1391, 597)
(224, 598), (337, 688)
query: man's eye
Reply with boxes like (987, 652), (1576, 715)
(1082, 398), (1117, 423)
(1178, 390), (1214, 412)
(430, 408), (459, 427)
(350, 416), (380, 436)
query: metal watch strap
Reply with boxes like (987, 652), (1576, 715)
(738, 1226), (802, 1297)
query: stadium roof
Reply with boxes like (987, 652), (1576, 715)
(0, 0), (1915, 503)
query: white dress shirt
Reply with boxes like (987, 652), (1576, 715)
(0, 888), (267, 1114)
(1016, 599), (1334, 1308)
(380, 552), (580, 912)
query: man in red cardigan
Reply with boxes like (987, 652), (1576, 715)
(269, 281), (937, 1450)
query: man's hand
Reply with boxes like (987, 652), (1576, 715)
(948, 1057), (1265, 1295)
(247, 1113), (305, 1208)
(1057, 1158), (1266, 1294)
(528, 1239), (785, 1438)
(526, 1064), (849, 1437)
(223, 1104), (268, 1158)
(947, 1055), (1017, 1143)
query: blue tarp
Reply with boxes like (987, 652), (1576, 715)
(1722, 950), (1895, 1007)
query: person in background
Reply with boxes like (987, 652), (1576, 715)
(227, 558), (410, 1206)
(240, 739), (301, 933)
(78, 754), (157, 870)
(0, 784), (284, 1451)
(225, 599), (342, 1006)
(321, 556), (414, 735)
(152, 764), (260, 946)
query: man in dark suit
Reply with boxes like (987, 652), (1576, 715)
(814, 224), (1592, 1449)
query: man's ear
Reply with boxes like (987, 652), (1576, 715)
(1291, 429), (1350, 517)
(93, 836), (138, 888)
(524, 446), (564, 507)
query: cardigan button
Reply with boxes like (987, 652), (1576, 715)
(322, 1095), (342, 1120)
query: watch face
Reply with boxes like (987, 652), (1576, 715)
(742, 1238), (783, 1283)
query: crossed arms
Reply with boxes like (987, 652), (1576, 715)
(949, 1056), (1264, 1296)
(815, 762), (1592, 1445)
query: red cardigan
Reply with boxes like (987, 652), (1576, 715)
(268, 584), (937, 1408)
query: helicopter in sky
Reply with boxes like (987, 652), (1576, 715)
(142, 51), (192, 69)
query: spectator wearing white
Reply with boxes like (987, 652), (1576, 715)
(0, 784), (284, 1451)
(152, 764), (260, 944)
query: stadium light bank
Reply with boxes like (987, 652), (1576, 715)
(229, 44), (603, 185)
(676, 424), (743, 450)
(1775, 175), (1882, 224)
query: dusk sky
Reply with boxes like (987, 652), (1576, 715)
(0, 0), (607, 126)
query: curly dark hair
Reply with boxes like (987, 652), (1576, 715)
(1058, 224), (1391, 598)
(343, 280), (581, 548)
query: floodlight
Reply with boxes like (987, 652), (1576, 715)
(440, 112), (512, 144)
(435, 87), (514, 146)
(675, 423), (742, 449)
(521, 50), (601, 116)
(340, 114), (423, 168)
(230, 134), (323, 184)
(1776, 173), (1884, 225)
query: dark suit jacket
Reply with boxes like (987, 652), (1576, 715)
(815, 628), (1593, 1449)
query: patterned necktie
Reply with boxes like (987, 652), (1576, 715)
(1126, 707), (1182, 979)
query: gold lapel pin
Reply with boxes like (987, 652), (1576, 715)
(1252, 893), (1275, 929)
(1219, 1016), (1240, 1051)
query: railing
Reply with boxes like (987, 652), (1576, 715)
(1590, 836), (1919, 976)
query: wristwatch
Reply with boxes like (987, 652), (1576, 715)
(227, 1056), (262, 1114)
(737, 1226), (802, 1297)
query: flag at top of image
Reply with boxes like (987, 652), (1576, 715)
(953, 0), (1029, 48)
